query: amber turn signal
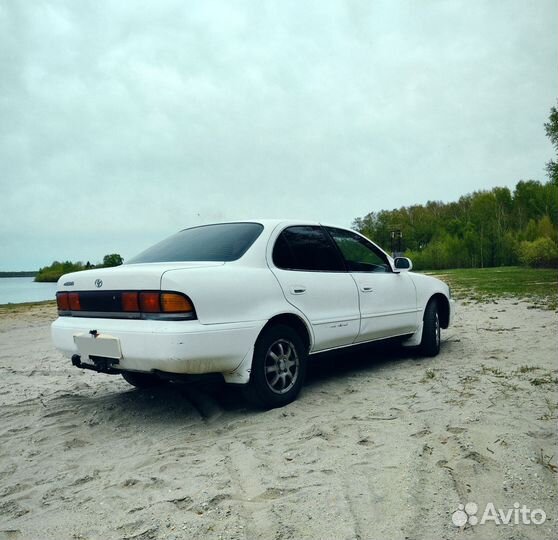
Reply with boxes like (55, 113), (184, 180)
(161, 292), (194, 313)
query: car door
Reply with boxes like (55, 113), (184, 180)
(325, 227), (419, 342)
(269, 225), (360, 352)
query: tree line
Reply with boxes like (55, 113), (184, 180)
(0, 271), (37, 278)
(353, 104), (558, 270)
(35, 254), (124, 282)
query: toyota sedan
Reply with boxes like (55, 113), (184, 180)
(51, 220), (454, 408)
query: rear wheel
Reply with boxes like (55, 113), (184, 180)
(419, 300), (441, 357)
(243, 324), (307, 409)
(121, 371), (163, 389)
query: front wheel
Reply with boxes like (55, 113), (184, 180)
(419, 300), (441, 357)
(243, 324), (307, 409)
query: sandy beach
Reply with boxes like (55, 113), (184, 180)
(0, 300), (556, 540)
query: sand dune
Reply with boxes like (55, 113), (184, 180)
(0, 301), (556, 539)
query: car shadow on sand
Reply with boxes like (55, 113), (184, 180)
(305, 339), (420, 387)
(63, 340), (424, 424)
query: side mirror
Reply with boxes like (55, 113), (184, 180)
(394, 257), (412, 272)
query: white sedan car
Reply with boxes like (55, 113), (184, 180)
(51, 220), (454, 408)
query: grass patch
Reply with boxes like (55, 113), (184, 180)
(420, 369), (436, 382)
(536, 449), (558, 473)
(530, 375), (558, 386)
(539, 397), (558, 421)
(517, 365), (540, 374)
(424, 266), (557, 309)
(480, 365), (505, 377)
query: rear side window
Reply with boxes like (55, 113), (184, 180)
(128, 223), (264, 263)
(272, 226), (345, 272)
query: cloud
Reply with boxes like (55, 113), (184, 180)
(0, 0), (556, 269)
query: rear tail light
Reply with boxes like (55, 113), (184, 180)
(121, 292), (140, 312)
(56, 292), (69, 311)
(161, 292), (194, 313)
(139, 292), (161, 313)
(57, 290), (195, 320)
(68, 292), (81, 310)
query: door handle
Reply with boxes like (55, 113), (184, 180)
(290, 286), (306, 295)
(360, 286), (374, 292)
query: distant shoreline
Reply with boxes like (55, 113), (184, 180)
(0, 272), (38, 278)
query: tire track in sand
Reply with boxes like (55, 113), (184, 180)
(223, 440), (279, 539)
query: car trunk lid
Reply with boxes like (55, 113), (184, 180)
(57, 262), (225, 292)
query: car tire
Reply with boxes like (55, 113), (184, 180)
(243, 324), (307, 409)
(419, 300), (441, 357)
(121, 371), (163, 389)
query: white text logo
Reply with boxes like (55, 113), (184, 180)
(452, 502), (546, 526)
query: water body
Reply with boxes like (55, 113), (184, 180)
(0, 277), (58, 304)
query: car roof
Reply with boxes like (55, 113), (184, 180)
(181, 219), (349, 230)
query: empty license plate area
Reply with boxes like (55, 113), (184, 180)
(73, 333), (122, 361)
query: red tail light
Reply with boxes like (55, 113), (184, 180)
(139, 292), (161, 313)
(121, 292), (140, 312)
(56, 292), (69, 311)
(68, 292), (81, 310)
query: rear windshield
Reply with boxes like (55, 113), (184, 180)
(127, 223), (264, 263)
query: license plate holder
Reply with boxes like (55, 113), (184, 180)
(74, 333), (122, 361)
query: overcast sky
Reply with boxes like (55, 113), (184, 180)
(0, 0), (556, 270)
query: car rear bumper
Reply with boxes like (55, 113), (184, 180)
(51, 316), (263, 379)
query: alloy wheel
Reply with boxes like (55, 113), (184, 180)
(264, 339), (300, 394)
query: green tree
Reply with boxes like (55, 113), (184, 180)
(352, 179), (557, 270)
(518, 237), (558, 268)
(35, 260), (85, 282)
(538, 215), (556, 241)
(103, 254), (124, 267)
(544, 102), (558, 185)
(513, 180), (547, 230)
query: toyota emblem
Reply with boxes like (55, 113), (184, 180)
(94, 279), (103, 288)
